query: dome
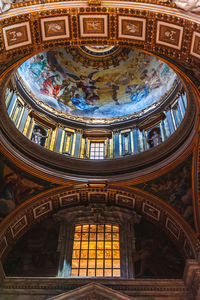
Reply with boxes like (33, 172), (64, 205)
(17, 47), (177, 124)
(3, 45), (195, 181)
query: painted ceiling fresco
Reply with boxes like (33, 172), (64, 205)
(17, 47), (177, 121)
(136, 156), (194, 229)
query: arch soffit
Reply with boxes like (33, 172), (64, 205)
(0, 186), (199, 262)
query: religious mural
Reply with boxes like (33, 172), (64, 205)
(0, 154), (57, 221)
(3, 217), (184, 279)
(136, 156), (194, 229)
(18, 47), (177, 120)
(134, 219), (185, 278)
(3, 217), (59, 277)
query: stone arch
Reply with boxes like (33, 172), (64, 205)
(0, 186), (199, 264)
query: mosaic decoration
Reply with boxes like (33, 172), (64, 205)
(17, 47), (177, 121)
(2, 22), (32, 51)
(137, 156), (194, 229)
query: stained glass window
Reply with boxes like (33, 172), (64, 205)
(89, 142), (105, 160)
(71, 224), (120, 277)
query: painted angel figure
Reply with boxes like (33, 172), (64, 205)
(0, 0), (13, 13)
(66, 71), (101, 104)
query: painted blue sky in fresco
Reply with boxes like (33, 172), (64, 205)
(18, 48), (177, 120)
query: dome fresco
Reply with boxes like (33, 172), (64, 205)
(17, 47), (177, 122)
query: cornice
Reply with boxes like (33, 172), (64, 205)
(0, 277), (188, 292)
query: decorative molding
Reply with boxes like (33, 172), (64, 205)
(0, 236), (7, 256)
(156, 21), (183, 50)
(0, 276), (190, 297)
(118, 16), (146, 41)
(0, 186), (197, 261)
(59, 193), (80, 207)
(2, 22), (32, 51)
(166, 217), (180, 240)
(191, 31), (200, 59)
(184, 239), (195, 258)
(33, 201), (53, 219)
(87, 191), (108, 202)
(79, 14), (108, 38)
(142, 202), (160, 221)
(48, 282), (135, 300)
(0, 3), (198, 78)
(40, 16), (70, 42)
(10, 215), (27, 238)
(116, 194), (135, 207)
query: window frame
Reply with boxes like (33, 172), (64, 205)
(70, 224), (121, 278)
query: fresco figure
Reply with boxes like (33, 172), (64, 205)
(145, 68), (162, 91)
(18, 48), (177, 119)
(58, 83), (76, 109)
(46, 50), (66, 76)
(40, 74), (63, 99)
(0, 170), (43, 219)
(111, 84), (120, 105)
(104, 82), (120, 105)
(29, 55), (47, 80)
(71, 93), (97, 111)
(66, 71), (101, 104)
(0, 172), (16, 218)
(139, 159), (194, 228)
(114, 71), (136, 85)
(125, 84), (149, 103)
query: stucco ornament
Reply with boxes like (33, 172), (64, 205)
(0, 0), (13, 13)
(174, 0), (200, 12)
